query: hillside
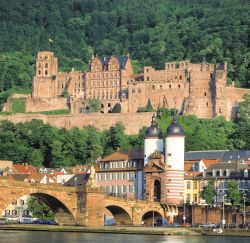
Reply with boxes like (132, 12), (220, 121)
(0, 0), (249, 93)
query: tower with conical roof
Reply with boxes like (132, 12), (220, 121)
(164, 113), (185, 204)
(144, 113), (163, 165)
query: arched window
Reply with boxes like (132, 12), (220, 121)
(106, 91), (109, 99)
(152, 85), (155, 90)
(110, 91), (113, 99)
(154, 180), (161, 202)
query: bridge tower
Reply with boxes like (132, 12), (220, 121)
(164, 113), (185, 205)
(144, 113), (163, 165)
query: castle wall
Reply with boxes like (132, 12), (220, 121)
(224, 86), (250, 120)
(25, 97), (68, 112)
(0, 112), (153, 135)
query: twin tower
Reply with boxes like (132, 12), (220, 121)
(143, 113), (185, 205)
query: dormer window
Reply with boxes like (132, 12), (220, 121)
(244, 169), (248, 178)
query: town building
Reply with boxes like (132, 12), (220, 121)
(95, 150), (144, 199)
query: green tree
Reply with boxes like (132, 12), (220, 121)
(86, 99), (101, 112)
(104, 122), (128, 155)
(146, 99), (154, 112)
(200, 180), (216, 205)
(111, 103), (121, 113)
(227, 180), (241, 206)
(27, 196), (54, 220)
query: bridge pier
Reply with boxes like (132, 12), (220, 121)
(81, 185), (106, 227)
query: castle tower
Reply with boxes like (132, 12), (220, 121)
(144, 113), (163, 165)
(164, 114), (185, 204)
(32, 51), (58, 98)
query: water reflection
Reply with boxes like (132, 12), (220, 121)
(0, 231), (249, 243)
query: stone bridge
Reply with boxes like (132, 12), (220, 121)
(0, 179), (178, 226)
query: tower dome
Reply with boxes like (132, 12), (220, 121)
(144, 113), (163, 165)
(145, 113), (163, 139)
(166, 113), (184, 136)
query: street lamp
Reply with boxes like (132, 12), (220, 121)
(243, 193), (246, 226)
(222, 194), (226, 228)
(152, 210), (155, 228)
(183, 200), (186, 224)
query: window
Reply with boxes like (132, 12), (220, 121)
(45, 70), (48, 75)
(193, 181), (197, 189)
(138, 88), (141, 93)
(117, 186), (122, 194)
(132, 88), (135, 93)
(152, 85), (155, 90)
(169, 85), (171, 89)
(123, 185), (127, 193)
(204, 92), (207, 97)
(178, 84), (181, 88)
(187, 181), (191, 189)
(186, 194), (191, 202)
(129, 185), (134, 193)
(147, 77), (149, 81)
(194, 194), (198, 202)
(122, 173), (126, 180)
(45, 63), (48, 68)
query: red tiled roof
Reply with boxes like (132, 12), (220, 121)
(201, 159), (219, 168)
(100, 149), (144, 162)
(185, 171), (201, 177)
(12, 164), (37, 174)
(100, 151), (129, 162)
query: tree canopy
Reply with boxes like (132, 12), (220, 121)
(0, 0), (249, 93)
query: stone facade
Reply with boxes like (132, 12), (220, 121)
(0, 178), (177, 226)
(0, 112), (153, 135)
(28, 51), (250, 120)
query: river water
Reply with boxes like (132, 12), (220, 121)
(0, 231), (249, 243)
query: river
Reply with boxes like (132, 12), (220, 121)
(0, 231), (249, 243)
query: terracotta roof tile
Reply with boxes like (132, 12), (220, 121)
(13, 164), (37, 174)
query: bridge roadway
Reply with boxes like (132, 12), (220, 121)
(0, 178), (178, 226)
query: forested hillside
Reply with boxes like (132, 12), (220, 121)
(0, 0), (249, 92)
(0, 96), (249, 167)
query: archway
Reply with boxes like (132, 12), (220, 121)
(105, 205), (132, 226)
(31, 193), (76, 225)
(1, 193), (76, 226)
(154, 180), (161, 202)
(141, 210), (163, 227)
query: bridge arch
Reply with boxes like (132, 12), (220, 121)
(141, 210), (164, 226)
(30, 193), (76, 225)
(105, 205), (132, 226)
(0, 188), (76, 226)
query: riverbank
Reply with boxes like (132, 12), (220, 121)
(0, 225), (250, 237)
(0, 224), (198, 236)
(194, 228), (250, 237)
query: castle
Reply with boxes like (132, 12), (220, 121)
(21, 51), (250, 119)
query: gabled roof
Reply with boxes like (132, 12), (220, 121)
(200, 159), (219, 168)
(8, 174), (29, 181)
(89, 55), (129, 71)
(12, 164), (37, 174)
(222, 150), (250, 162)
(63, 174), (89, 187)
(99, 149), (143, 162)
(185, 150), (228, 161)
